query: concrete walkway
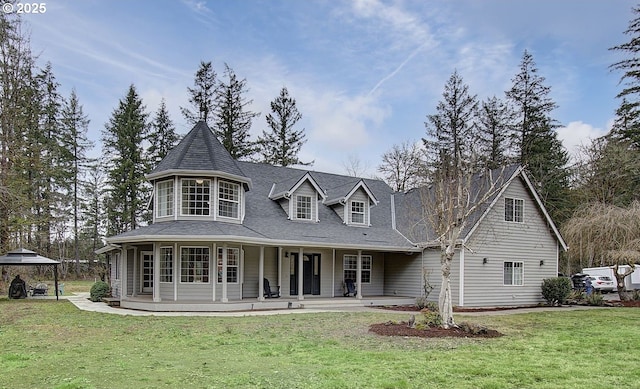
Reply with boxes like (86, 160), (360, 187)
(63, 293), (605, 317)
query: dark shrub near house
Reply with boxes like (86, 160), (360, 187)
(541, 277), (572, 306)
(90, 281), (110, 302)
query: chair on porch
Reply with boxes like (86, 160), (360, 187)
(343, 278), (357, 297)
(263, 278), (280, 298)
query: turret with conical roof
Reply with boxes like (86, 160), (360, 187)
(146, 121), (251, 189)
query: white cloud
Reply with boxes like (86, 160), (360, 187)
(557, 121), (607, 162)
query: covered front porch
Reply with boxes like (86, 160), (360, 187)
(103, 240), (424, 311)
(117, 294), (416, 312)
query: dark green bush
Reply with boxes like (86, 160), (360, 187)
(541, 277), (572, 306)
(90, 281), (110, 302)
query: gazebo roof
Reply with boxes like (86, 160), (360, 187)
(0, 248), (60, 265)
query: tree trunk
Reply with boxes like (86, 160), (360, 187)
(439, 247), (455, 329)
(614, 264), (635, 301)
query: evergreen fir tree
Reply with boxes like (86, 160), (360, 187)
(423, 70), (478, 177)
(476, 96), (516, 169)
(506, 50), (569, 223)
(213, 64), (259, 160)
(610, 5), (640, 144)
(257, 87), (310, 166)
(60, 88), (93, 273)
(148, 98), (179, 167)
(181, 61), (217, 126)
(102, 84), (149, 234)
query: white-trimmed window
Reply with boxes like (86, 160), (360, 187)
(343, 254), (372, 283)
(217, 247), (239, 283)
(295, 195), (312, 220)
(180, 247), (210, 283)
(504, 197), (524, 223)
(159, 247), (173, 282)
(156, 180), (174, 218)
(181, 179), (211, 216)
(350, 201), (366, 224)
(503, 261), (523, 286)
(218, 180), (240, 219)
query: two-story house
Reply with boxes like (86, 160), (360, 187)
(98, 121), (566, 311)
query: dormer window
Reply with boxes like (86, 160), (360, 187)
(350, 200), (365, 224)
(156, 180), (174, 218)
(295, 195), (312, 220)
(218, 180), (240, 219)
(181, 179), (211, 215)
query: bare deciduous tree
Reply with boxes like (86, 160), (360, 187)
(562, 201), (640, 300)
(377, 141), (425, 192)
(418, 165), (510, 328)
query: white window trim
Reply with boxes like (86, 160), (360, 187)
(155, 179), (174, 219)
(179, 246), (211, 284)
(343, 254), (372, 284)
(503, 261), (524, 286)
(504, 197), (524, 223)
(349, 200), (367, 225)
(217, 179), (241, 221)
(217, 247), (240, 284)
(293, 194), (313, 221)
(180, 178), (212, 217)
(159, 246), (173, 283)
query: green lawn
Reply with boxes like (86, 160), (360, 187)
(0, 300), (638, 389)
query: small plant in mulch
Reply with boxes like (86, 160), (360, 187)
(370, 306), (503, 339)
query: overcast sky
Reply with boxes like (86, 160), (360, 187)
(21, 0), (636, 176)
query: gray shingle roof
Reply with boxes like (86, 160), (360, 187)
(111, 159), (415, 250)
(148, 121), (247, 180)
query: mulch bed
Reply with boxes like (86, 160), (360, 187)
(369, 320), (503, 338)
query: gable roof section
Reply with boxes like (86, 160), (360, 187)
(325, 179), (379, 206)
(393, 165), (567, 250)
(269, 172), (327, 201)
(461, 166), (567, 250)
(147, 121), (252, 189)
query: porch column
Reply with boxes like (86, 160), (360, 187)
(277, 247), (283, 290)
(132, 247), (138, 297)
(121, 246), (128, 298)
(153, 243), (161, 302)
(332, 249), (336, 298)
(258, 246), (265, 301)
(221, 244), (228, 302)
(298, 247), (304, 300)
(356, 250), (363, 300)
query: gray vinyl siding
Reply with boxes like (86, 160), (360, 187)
(383, 252), (425, 297)
(462, 178), (559, 307)
(242, 246), (279, 298)
(159, 283), (174, 300)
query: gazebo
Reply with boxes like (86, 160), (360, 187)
(0, 248), (61, 300)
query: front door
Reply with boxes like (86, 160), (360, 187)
(141, 251), (153, 294)
(290, 253), (320, 295)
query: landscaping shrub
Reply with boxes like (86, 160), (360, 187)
(541, 277), (572, 306)
(420, 306), (442, 327)
(89, 281), (110, 302)
(585, 292), (605, 306)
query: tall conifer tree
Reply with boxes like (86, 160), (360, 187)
(506, 50), (569, 223)
(148, 98), (179, 167)
(102, 84), (149, 234)
(60, 89), (92, 273)
(258, 87), (310, 166)
(213, 64), (259, 160)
